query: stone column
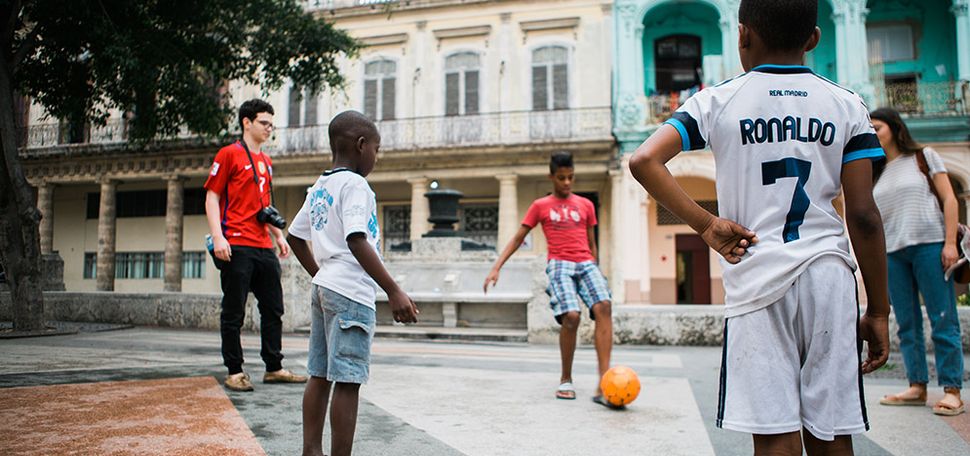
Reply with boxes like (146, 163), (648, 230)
(496, 174), (519, 249)
(609, 170), (625, 304)
(36, 182), (54, 254)
(96, 178), (117, 291)
(164, 176), (185, 292)
(833, 1), (875, 101)
(719, 9), (742, 78)
(614, 2), (647, 151)
(408, 177), (430, 240)
(954, 0), (970, 82)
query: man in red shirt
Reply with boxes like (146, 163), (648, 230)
(204, 99), (307, 391)
(484, 152), (615, 407)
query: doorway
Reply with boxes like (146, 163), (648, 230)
(655, 34), (702, 93)
(675, 234), (711, 304)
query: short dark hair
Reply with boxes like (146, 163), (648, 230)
(739, 0), (818, 52)
(549, 151), (574, 174)
(328, 110), (379, 154)
(238, 99), (274, 130)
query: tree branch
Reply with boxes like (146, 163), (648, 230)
(12, 25), (38, 70)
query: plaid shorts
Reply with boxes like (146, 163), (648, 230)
(545, 259), (611, 324)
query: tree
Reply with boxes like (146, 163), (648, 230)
(0, 0), (358, 330)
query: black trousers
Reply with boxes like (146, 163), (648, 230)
(219, 246), (284, 374)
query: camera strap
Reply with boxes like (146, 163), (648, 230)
(239, 140), (274, 208)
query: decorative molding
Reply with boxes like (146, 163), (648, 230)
(519, 17), (580, 34)
(360, 33), (409, 47)
(500, 12), (511, 24)
(432, 25), (491, 41)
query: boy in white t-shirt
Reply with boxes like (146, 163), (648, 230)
(287, 110), (419, 456)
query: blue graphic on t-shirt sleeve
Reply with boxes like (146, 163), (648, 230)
(310, 188), (334, 231)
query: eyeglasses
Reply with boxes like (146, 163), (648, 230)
(256, 120), (275, 129)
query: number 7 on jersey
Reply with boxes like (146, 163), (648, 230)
(762, 158), (812, 243)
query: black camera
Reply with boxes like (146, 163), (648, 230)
(257, 206), (287, 229)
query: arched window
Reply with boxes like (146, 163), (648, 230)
(532, 46), (569, 111)
(364, 59), (396, 121)
(445, 52), (480, 116)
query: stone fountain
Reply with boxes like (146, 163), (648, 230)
(376, 187), (544, 334)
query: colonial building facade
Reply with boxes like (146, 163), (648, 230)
(20, 0), (616, 297)
(612, 0), (970, 304)
(17, 0), (970, 310)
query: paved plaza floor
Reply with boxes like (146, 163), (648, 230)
(2, 327), (969, 455)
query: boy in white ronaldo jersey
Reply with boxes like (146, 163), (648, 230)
(287, 111), (419, 456)
(629, 0), (890, 454)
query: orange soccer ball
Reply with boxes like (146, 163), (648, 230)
(600, 365), (641, 407)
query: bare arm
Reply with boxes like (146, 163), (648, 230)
(587, 225), (598, 261)
(286, 234), (317, 277)
(483, 225), (531, 292)
(842, 158), (890, 373)
(205, 190), (231, 261)
(933, 173), (960, 270)
(347, 233), (418, 323)
(269, 225), (290, 258)
(629, 124), (756, 263)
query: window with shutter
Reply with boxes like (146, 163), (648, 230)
(303, 89), (317, 125)
(445, 72), (460, 116)
(363, 79), (378, 120)
(364, 59), (397, 121)
(445, 52), (481, 116)
(532, 66), (548, 111)
(552, 64), (568, 110)
(867, 24), (915, 64)
(381, 77), (396, 120)
(288, 85), (302, 127)
(465, 70), (479, 115)
(532, 46), (569, 111)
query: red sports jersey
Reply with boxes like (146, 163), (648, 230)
(203, 142), (274, 249)
(521, 193), (597, 263)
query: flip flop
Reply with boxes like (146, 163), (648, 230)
(933, 399), (965, 416)
(592, 395), (626, 410)
(879, 394), (926, 406)
(556, 382), (576, 400)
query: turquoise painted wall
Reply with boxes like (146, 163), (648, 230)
(641, 1), (722, 94)
(867, 0), (959, 83)
(806, 0), (837, 81)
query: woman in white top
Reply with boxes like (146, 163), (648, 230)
(871, 107), (964, 416)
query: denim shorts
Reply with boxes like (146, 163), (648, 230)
(307, 285), (376, 384)
(545, 259), (611, 324)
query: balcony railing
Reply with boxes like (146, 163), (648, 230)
(872, 80), (969, 117)
(269, 107), (613, 156)
(24, 120), (197, 150)
(303, 0), (397, 10)
(639, 80), (969, 127)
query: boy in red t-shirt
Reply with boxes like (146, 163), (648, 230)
(484, 152), (615, 407)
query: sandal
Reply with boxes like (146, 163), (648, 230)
(556, 381), (576, 400)
(933, 390), (965, 416)
(879, 385), (927, 406)
(879, 393), (927, 406)
(592, 395), (626, 410)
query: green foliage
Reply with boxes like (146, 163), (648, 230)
(12, 0), (358, 141)
(958, 293), (970, 307)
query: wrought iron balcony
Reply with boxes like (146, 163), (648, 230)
(872, 80), (969, 118)
(23, 120), (198, 152)
(268, 107), (613, 156)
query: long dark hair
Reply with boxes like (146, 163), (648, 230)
(870, 107), (923, 182)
